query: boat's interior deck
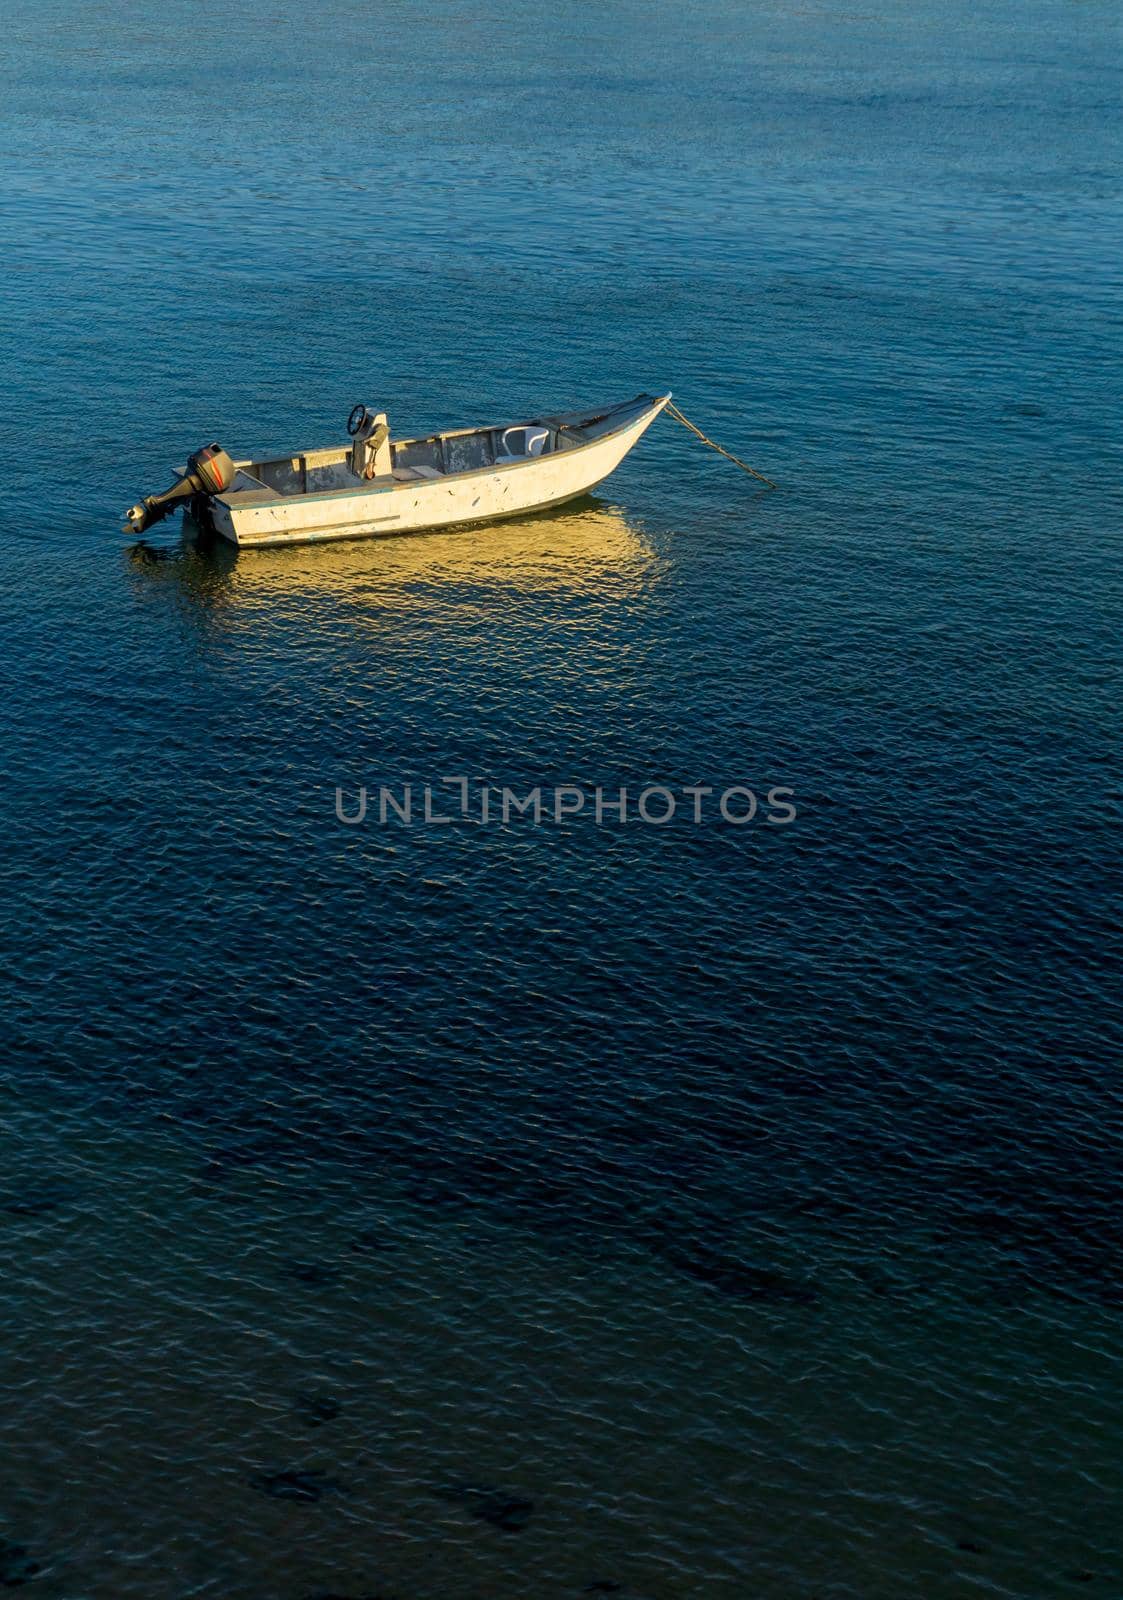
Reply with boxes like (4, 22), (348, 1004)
(219, 397), (653, 504)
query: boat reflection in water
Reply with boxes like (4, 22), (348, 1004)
(134, 497), (665, 631)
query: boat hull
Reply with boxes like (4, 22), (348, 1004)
(208, 395), (669, 548)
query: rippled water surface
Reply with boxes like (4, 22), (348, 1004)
(2, 1), (1122, 1595)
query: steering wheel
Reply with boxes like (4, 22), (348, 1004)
(347, 403), (372, 438)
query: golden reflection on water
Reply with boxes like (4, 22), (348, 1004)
(151, 500), (664, 623)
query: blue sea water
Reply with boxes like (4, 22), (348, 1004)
(1, 1), (1122, 1595)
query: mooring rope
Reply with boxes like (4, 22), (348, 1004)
(664, 400), (778, 489)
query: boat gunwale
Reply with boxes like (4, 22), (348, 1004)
(217, 393), (670, 512)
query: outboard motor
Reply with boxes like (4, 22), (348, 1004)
(123, 444), (236, 535)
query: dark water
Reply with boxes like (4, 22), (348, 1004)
(2, 1), (1122, 1595)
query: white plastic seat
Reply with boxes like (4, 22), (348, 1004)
(496, 426), (549, 463)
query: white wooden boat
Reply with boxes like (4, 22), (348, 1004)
(125, 392), (670, 549)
